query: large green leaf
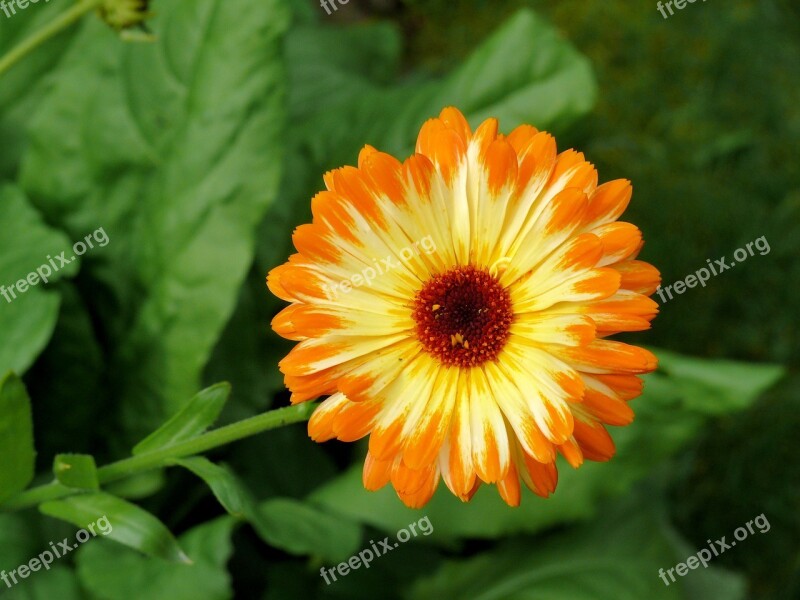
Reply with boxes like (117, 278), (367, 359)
(0, 1), (79, 177)
(76, 517), (235, 600)
(408, 490), (745, 600)
(311, 352), (782, 541)
(285, 21), (402, 120)
(19, 0), (290, 440)
(287, 8), (596, 173)
(0, 372), (35, 503)
(133, 383), (230, 455)
(0, 186), (78, 376)
(39, 492), (189, 563)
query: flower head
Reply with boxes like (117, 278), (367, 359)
(268, 107), (659, 508)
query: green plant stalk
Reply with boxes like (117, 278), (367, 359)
(0, 402), (316, 512)
(0, 0), (103, 78)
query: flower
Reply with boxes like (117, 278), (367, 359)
(268, 107), (659, 508)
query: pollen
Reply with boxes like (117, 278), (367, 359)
(412, 266), (514, 367)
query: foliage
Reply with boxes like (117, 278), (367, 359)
(0, 0), (794, 598)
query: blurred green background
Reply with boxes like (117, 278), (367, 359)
(0, 0), (797, 598)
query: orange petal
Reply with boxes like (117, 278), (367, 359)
(554, 340), (658, 375)
(484, 138), (518, 195)
(514, 131), (557, 196)
(594, 222), (643, 266)
(440, 394), (476, 498)
(558, 437), (584, 468)
(267, 262), (327, 303)
(614, 260), (661, 295)
(359, 146), (405, 206)
(395, 463), (440, 508)
(391, 457), (437, 495)
(439, 106), (472, 144)
(416, 119), (466, 181)
(469, 370), (510, 483)
(326, 166), (388, 230)
(308, 394), (350, 442)
(519, 451), (558, 498)
(369, 416), (406, 461)
(497, 460), (521, 507)
(573, 419), (616, 462)
(272, 304), (345, 340)
(582, 385), (634, 427)
(310, 191), (361, 246)
(471, 117), (499, 158)
(402, 370), (457, 470)
(292, 223), (342, 263)
(584, 179), (632, 229)
(506, 124), (540, 154)
(363, 451), (392, 491)
(332, 397), (383, 442)
(594, 374), (644, 400)
(548, 149), (597, 197)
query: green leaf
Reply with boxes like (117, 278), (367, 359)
(0, 372), (35, 503)
(170, 457), (253, 519)
(53, 454), (99, 490)
(39, 492), (189, 564)
(287, 8), (596, 173)
(286, 22), (402, 120)
(0, 186), (79, 377)
(258, 498), (363, 564)
(22, 285), (104, 459)
(654, 348), (784, 414)
(76, 518), (235, 600)
(0, 512), (40, 569)
(104, 470), (166, 500)
(173, 456), (361, 563)
(0, 1), (79, 177)
(133, 383), (230, 455)
(1, 565), (83, 600)
(408, 490), (745, 600)
(311, 351), (773, 542)
(20, 0), (290, 441)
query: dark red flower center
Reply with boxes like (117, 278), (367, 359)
(412, 266), (514, 367)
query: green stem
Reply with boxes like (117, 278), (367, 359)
(0, 403), (316, 512)
(0, 0), (103, 78)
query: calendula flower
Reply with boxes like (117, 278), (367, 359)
(268, 107), (659, 508)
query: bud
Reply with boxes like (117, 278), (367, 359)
(97, 0), (153, 33)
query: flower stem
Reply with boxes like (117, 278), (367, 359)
(0, 0), (103, 79)
(0, 402), (316, 512)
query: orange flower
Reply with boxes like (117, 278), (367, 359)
(268, 107), (659, 508)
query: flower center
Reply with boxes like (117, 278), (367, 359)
(412, 266), (514, 367)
